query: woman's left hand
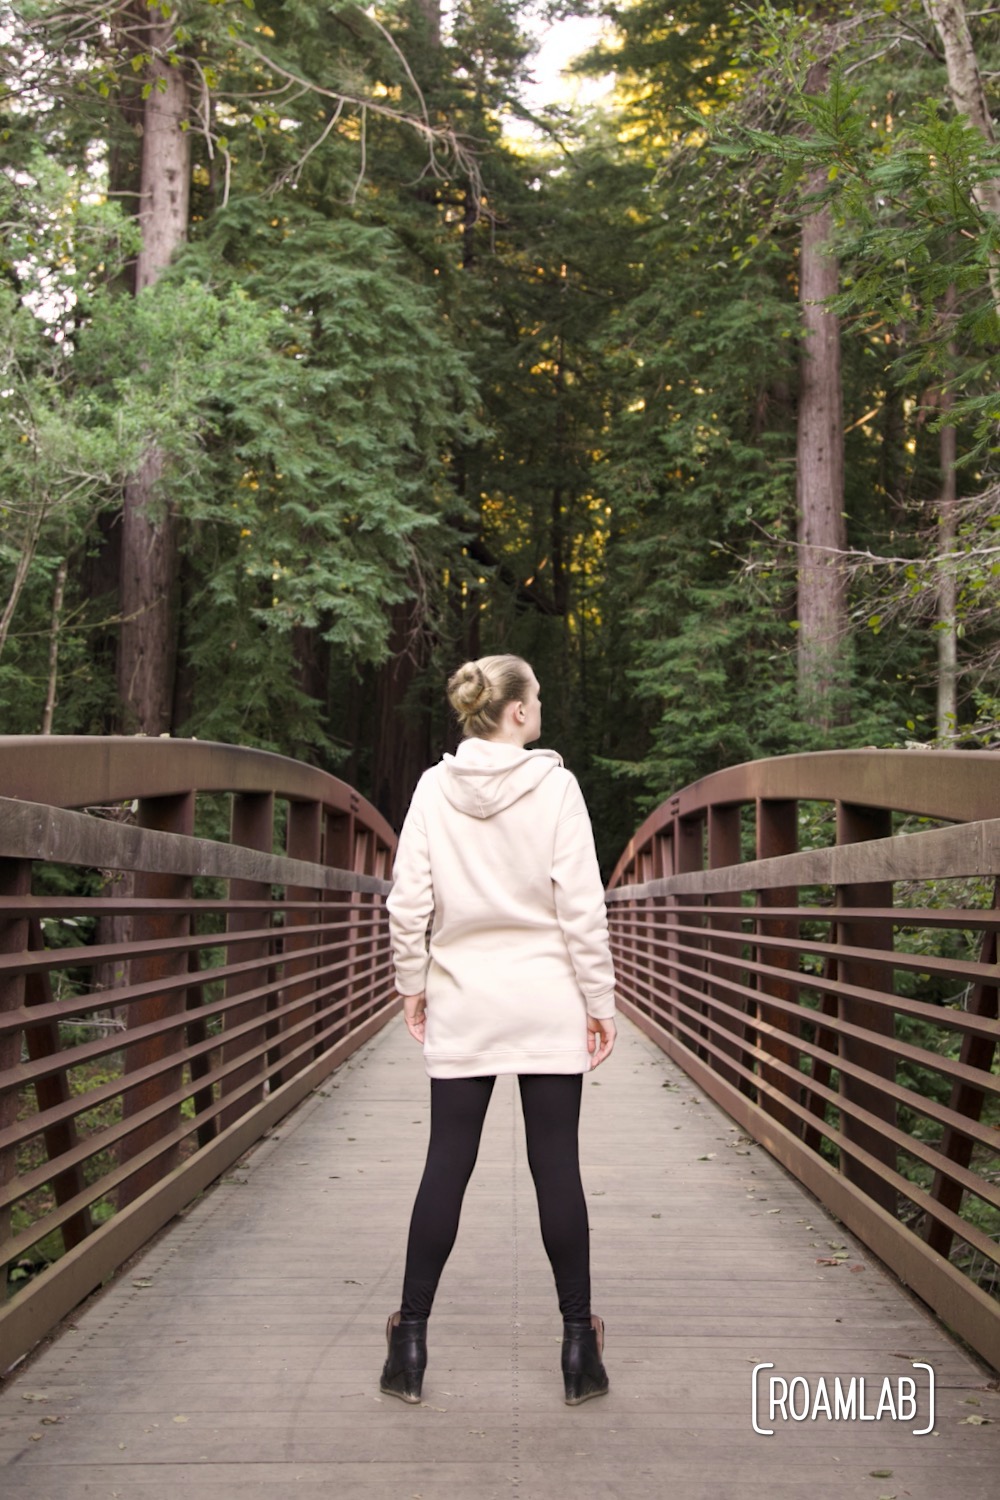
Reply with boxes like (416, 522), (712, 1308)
(402, 991), (426, 1044)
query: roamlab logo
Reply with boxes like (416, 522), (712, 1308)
(751, 1362), (936, 1437)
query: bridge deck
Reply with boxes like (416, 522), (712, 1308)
(1, 1015), (998, 1499)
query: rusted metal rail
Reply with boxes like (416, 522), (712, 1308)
(0, 737), (396, 1371)
(606, 749), (1000, 1372)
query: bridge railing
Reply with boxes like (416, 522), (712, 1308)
(0, 737), (397, 1371)
(606, 749), (1000, 1372)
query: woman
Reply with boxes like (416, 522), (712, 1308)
(380, 654), (617, 1407)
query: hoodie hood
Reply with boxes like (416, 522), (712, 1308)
(439, 737), (563, 819)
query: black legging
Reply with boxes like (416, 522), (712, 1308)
(399, 1074), (591, 1322)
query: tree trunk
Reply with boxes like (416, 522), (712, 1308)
(923, 0), (1000, 305)
(0, 494), (48, 665)
(171, 553), (198, 732)
(370, 602), (435, 828)
(292, 624), (331, 712)
(133, 34), (191, 294)
(40, 557), (68, 733)
(117, 26), (190, 733)
(551, 329), (570, 618)
(936, 285), (959, 738)
(936, 416), (958, 737)
(107, 1), (147, 298)
(119, 448), (180, 733)
(795, 60), (847, 727)
(414, 0), (441, 49)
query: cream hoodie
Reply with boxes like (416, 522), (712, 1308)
(387, 738), (616, 1078)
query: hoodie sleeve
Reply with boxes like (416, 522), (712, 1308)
(551, 774), (617, 1019)
(386, 778), (434, 996)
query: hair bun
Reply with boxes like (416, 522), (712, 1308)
(447, 661), (492, 721)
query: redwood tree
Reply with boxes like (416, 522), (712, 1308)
(795, 56), (847, 727)
(117, 18), (190, 733)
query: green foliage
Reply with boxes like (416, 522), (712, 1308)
(0, 152), (145, 728)
(161, 203), (483, 752)
(709, 6), (1000, 727)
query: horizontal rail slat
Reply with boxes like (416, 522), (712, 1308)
(613, 964), (1000, 1214)
(0, 994), (396, 1372)
(607, 918), (1000, 1042)
(608, 816), (1000, 900)
(1, 961), (395, 1223)
(618, 910), (1000, 990)
(0, 897), (353, 916)
(614, 977), (1000, 1267)
(0, 950), (393, 1157)
(613, 902), (1000, 929)
(0, 796), (391, 894)
(617, 988), (1000, 1372)
(0, 909), (387, 986)
(2, 931), (389, 1094)
(608, 948), (1000, 1152)
(609, 943), (1000, 1097)
(0, 735), (397, 841)
(0, 913), (388, 1046)
(615, 972), (1000, 1264)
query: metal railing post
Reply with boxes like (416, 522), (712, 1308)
(755, 797), (799, 1131)
(835, 801), (896, 1214)
(276, 798), (324, 1087)
(707, 803), (749, 1092)
(119, 791), (196, 1207)
(23, 920), (92, 1250)
(219, 791), (275, 1131)
(926, 880), (1000, 1256)
(325, 809), (357, 1050)
(0, 859), (30, 1292)
(676, 814), (707, 1058)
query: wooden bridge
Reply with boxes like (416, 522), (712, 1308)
(1, 737), (998, 1497)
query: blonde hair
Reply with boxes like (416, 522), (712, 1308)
(447, 655), (532, 739)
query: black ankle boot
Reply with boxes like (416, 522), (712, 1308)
(561, 1314), (609, 1406)
(379, 1311), (427, 1404)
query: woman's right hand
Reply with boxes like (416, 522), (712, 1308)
(587, 1015), (616, 1069)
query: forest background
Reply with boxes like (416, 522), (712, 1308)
(1, 0), (998, 870)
